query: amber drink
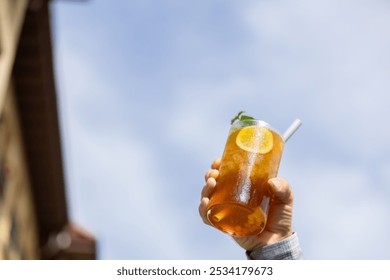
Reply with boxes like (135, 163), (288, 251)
(207, 120), (284, 236)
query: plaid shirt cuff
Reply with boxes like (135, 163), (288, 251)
(246, 232), (304, 260)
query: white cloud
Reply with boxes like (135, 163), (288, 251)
(54, 44), (193, 259)
(241, 0), (390, 160)
(65, 118), (195, 259)
(287, 161), (390, 259)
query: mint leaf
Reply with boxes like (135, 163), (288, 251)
(240, 115), (255, 121)
(230, 111), (255, 125)
(230, 111), (244, 125)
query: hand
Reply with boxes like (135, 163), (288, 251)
(199, 158), (294, 252)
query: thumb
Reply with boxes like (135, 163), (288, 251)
(268, 178), (294, 205)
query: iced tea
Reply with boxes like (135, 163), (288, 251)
(207, 120), (284, 236)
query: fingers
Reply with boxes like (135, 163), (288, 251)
(198, 197), (211, 225)
(204, 169), (219, 182)
(199, 182), (212, 225)
(203, 157), (220, 182)
(199, 158), (221, 226)
(202, 168), (219, 199)
(211, 158), (221, 170)
(267, 178), (294, 205)
(201, 177), (217, 198)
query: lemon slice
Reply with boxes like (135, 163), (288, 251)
(236, 126), (274, 154)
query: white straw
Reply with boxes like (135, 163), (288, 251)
(283, 119), (302, 142)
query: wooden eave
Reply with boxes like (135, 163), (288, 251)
(11, 0), (69, 248)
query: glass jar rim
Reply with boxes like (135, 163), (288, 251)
(231, 119), (284, 141)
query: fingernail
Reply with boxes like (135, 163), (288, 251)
(210, 169), (219, 178)
(270, 178), (282, 190)
(207, 177), (216, 187)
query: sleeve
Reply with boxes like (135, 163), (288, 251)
(246, 232), (304, 260)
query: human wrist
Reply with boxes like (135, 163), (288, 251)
(251, 231), (293, 250)
(246, 232), (303, 260)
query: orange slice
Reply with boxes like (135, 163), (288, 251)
(236, 126), (273, 154)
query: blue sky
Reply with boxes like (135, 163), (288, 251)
(50, 0), (390, 259)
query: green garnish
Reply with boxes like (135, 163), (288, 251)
(230, 111), (255, 125)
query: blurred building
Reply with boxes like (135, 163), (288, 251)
(0, 0), (96, 259)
